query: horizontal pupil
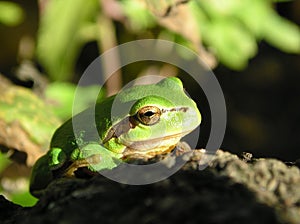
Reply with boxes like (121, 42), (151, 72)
(144, 111), (155, 117)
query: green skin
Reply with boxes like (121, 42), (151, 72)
(30, 77), (201, 196)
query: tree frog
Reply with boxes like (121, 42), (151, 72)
(30, 77), (201, 196)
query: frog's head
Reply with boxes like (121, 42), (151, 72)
(103, 77), (201, 157)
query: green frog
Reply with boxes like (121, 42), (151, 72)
(30, 77), (201, 196)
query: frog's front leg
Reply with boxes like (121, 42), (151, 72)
(65, 143), (122, 176)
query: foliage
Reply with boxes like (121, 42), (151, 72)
(0, 1), (24, 26)
(190, 0), (300, 69)
(0, 81), (60, 206)
(45, 82), (105, 120)
(0, 86), (61, 149)
(0, 153), (38, 206)
(0, 152), (10, 173)
(10, 190), (38, 207)
(0, 79), (105, 206)
(36, 0), (300, 79)
(36, 0), (99, 81)
(121, 0), (156, 31)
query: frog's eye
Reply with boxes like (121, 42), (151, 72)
(137, 106), (161, 125)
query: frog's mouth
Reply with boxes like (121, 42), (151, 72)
(120, 131), (192, 158)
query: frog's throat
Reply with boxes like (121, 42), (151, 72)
(120, 131), (191, 158)
(122, 144), (175, 159)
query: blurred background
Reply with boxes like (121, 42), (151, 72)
(0, 0), (299, 206)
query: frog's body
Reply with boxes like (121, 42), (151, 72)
(30, 77), (201, 196)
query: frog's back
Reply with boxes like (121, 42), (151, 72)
(50, 97), (115, 156)
(49, 117), (78, 155)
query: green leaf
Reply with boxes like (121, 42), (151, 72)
(0, 1), (24, 26)
(234, 0), (270, 37)
(10, 190), (38, 207)
(0, 152), (11, 173)
(204, 20), (257, 70)
(262, 11), (300, 53)
(36, 0), (99, 81)
(45, 82), (76, 120)
(45, 82), (105, 120)
(0, 86), (61, 146)
(121, 0), (156, 31)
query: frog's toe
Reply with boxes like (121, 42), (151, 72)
(48, 147), (67, 170)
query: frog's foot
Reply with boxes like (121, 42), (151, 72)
(66, 143), (121, 176)
(62, 159), (92, 177)
(150, 142), (190, 168)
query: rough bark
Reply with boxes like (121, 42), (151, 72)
(1, 150), (299, 224)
